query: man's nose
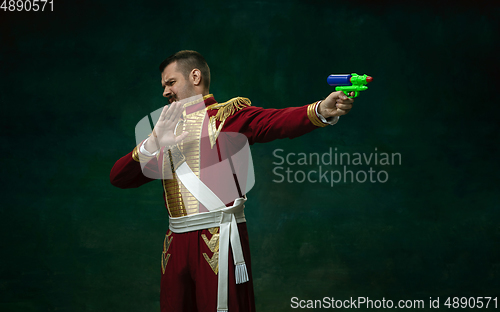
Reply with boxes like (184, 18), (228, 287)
(163, 86), (171, 98)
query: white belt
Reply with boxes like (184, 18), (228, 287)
(171, 161), (249, 312)
(169, 205), (246, 233)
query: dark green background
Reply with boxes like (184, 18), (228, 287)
(1, 0), (499, 311)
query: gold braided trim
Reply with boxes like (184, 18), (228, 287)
(208, 118), (225, 149)
(161, 231), (173, 274)
(132, 141), (158, 163)
(132, 145), (140, 162)
(202, 228), (220, 275)
(206, 97), (252, 122)
(203, 252), (219, 275)
(163, 148), (187, 217)
(307, 102), (328, 127)
(202, 228), (220, 253)
(207, 97), (251, 148)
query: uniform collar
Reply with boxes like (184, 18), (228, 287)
(184, 94), (217, 115)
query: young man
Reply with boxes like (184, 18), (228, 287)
(110, 50), (354, 312)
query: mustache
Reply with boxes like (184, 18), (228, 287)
(167, 94), (177, 103)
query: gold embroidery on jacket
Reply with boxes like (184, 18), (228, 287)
(203, 252), (219, 275)
(202, 227), (220, 253)
(163, 147), (187, 217)
(179, 110), (204, 215)
(207, 97), (251, 122)
(202, 227), (220, 274)
(162, 231), (173, 274)
(207, 97), (251, 148)
(208, 117), (226, 149)
(162, 107), (204, 216)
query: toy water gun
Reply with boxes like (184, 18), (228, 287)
(327, 73), (373, 98)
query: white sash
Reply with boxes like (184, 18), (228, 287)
(173, 162), (249, 312)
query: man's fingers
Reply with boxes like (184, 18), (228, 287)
(175, 131), (189, 144)
(157, 102), (184, 132)
(335, 91), (356, 101)
(174, 102), (184, 120)
(336, 103), (352, 110)
(336, 99), (354, 106)
(336, 91), (348, 99)
(164, 103), (176, 120)
(159, 104), (170, 121)
(163, 102), (182, 121)
(166, 103), (183, 126)
(336, 95), (354, 103)
(335, 108), (350, 116)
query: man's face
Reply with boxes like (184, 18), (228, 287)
(161, 61), (196, 103)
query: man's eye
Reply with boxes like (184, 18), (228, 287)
(169, 81), (175, 86)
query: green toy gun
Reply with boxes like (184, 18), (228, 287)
(327, 73), (373, 98)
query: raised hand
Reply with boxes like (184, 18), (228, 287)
(144, 101), (189, 153)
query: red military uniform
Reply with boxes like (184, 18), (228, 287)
(110, 94), (333, 312)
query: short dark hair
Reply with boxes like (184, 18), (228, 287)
(159, 50), (210, 89)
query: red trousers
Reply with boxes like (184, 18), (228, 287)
(160, 222), (256, 312)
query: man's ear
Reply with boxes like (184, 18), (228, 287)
(190, 69), (202, 86)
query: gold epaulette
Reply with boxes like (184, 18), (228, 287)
(207, 97), (252, 148)
(206, 97), (252, 122)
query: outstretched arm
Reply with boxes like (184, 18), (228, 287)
(217, 91), (354, 145)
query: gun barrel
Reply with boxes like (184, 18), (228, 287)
(327, 74), (352, 86)
(327, 73), (373, 86)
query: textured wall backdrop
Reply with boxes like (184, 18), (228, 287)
(1, 0), (499, 311)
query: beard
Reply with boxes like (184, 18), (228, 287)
(169, 85), (197, 104)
